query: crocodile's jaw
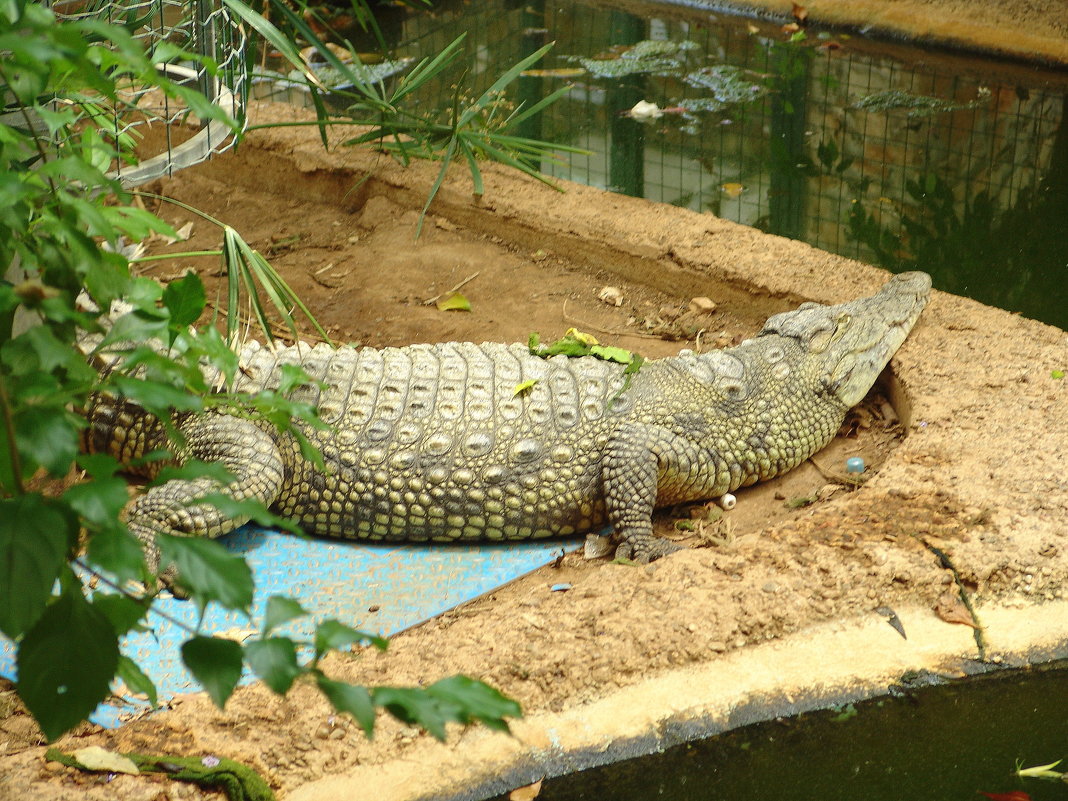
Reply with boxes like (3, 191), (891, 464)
(760, 271), (932, 407)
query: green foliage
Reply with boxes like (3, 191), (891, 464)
(243, 1), (583, 235)
(373, 675), (522, 740)
(182, 636), (244, 708)
(528, 329), (644, 370)
(17, 590), (119, 741)
(0, 0), (521, 744)
(0, 496), (74, 639)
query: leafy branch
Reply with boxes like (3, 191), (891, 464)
(1, 0), (524, 745)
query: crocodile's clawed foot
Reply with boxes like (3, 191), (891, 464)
(614, 537), (685, 564)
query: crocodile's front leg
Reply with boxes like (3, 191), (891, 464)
(127, 413), (284, 575)
(602, 425), (696, 563)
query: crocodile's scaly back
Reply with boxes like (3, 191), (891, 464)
(82, 272), (932, 569)
(227, 340), (634, 543)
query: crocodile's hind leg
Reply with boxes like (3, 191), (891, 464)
(602, 425), (688, 563)
(126, 413), (284, 577)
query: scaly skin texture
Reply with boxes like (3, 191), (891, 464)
(81, 272), (932, 565)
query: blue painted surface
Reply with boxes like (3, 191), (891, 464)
(0, 526), (578, 727)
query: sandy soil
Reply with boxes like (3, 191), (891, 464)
(3, 16), (1068, 795)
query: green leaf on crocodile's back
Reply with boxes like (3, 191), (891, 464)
(1052, 369), (1065, 379)
(513, 379), (538, 396)
(181, 635), (243, 709)
(436, 292), (471, 312)
(531, 330), (595, 358)
(530, 329), (643, 372)
(590, 344), (634, 365)
(565, 327), (599, 346)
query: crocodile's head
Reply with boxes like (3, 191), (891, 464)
(760, 271), (932, 407)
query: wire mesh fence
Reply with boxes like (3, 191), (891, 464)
(51, 0), (248, 186)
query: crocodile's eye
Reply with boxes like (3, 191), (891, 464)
(806, 319), (836, 352)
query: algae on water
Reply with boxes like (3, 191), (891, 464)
(852, 87), (991, 118)
(569, 39), (699, 79)
(300, 57), (414, 90)
(683, 65), (768, 108)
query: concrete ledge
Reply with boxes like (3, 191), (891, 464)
(292, 601), (1068, 801)
(650, 0), (1068, 67)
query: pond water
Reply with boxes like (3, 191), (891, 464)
(489, 663), (1068, 801)
(328, 0), (1068, 331)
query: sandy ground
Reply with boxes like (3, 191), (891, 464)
(3, 7), (1068, 794)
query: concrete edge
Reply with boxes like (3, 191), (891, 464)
(658, 0), (1068, 68)
(291, 600), (1068, 801)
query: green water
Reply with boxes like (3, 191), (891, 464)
(342, 0), (1068, 332)
(491, 665), (1068, 801)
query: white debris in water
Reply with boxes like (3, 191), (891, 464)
(627, 100), (663, 121)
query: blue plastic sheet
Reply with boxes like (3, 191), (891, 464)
(0, 526), (578, 727)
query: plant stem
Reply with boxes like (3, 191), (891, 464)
(0, 373), (26, 494)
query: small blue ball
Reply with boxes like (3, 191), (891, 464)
(845, 456), (866, 474)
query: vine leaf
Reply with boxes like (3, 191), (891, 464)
(316, 676), (376, 737)
(17, 588), (119, 741)
(116, 655), (158, 708)
(373, 675), (522, 741)
(0, 496), (72, 639)
(162, 270), (206, 329)
(245, 637), (302, 695)
(181, 636), (244, 709)
(262, 595), (309, 636)
(157, 534), (254, 614)
(314, 619), (387, 658)
(423, 674), (522, 733)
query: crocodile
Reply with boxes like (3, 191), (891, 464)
(81, 271), (932, 568)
